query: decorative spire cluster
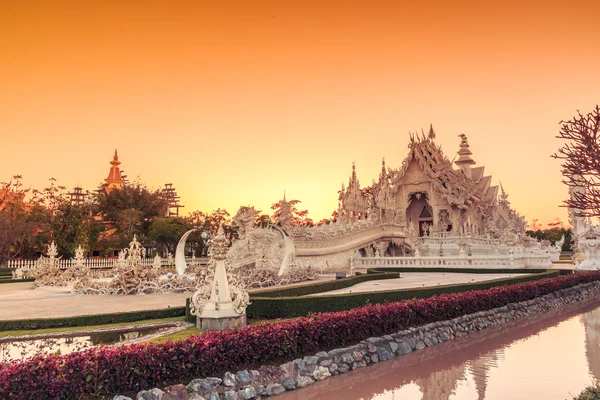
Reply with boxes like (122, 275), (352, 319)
(455, 134), (476, 168)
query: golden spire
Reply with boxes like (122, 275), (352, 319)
(104, 149), (125, 193)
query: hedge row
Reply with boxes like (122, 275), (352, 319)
(246, 270), (560, 318)
(250, 272), (401, 298)
(0, 268), (13, 276)
(0, 307), (186, 332)
(2, 271), (600, 400)
(0, 278), (34, 285)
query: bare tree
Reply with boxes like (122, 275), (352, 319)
(552, 105), (600, 217)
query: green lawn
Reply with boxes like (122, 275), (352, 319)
(0, 316), (187, 338)
(145, 325), (203, 343)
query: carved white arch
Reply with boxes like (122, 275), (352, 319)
(175, 229), (197, 276)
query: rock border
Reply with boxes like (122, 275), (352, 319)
(116, 281), (600, 400)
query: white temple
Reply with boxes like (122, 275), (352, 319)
(226, 129), (554, 272)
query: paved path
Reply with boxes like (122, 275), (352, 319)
(0, 272), (530, 320)
(0, 277), (336, 321)
(309, 272), (530, 296)
(0, 285), (190, 321)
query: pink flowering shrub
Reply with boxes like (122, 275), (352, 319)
(2, 271), (600, 400)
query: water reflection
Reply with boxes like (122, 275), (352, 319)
(279, 298), (600, 400)
(582, 307), (600, 381)
(0, 327), (169, 363)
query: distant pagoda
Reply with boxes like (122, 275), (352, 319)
(102, 149), (126, 193)
(160, 183), (184, 217)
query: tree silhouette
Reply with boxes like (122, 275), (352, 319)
(553, 105), (600, 217)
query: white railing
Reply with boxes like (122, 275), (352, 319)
(352, 253), (552, 269)
(2, 256), (210, 270)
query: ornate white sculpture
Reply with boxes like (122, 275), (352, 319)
(116, 248), (127, 267)
(74, 245), (85, 267)
(190, 225), (250, 330)
(47, 241), (58, 262)
(573, 221), (600, 270)
(175, 229), (196, 276)
(127, 235), (143, 265)
(153, 253), (162, 269)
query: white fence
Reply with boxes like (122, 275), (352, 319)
(352, 253), (552, 269)
(2, 257), (210, 270)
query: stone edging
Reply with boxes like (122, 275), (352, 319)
(115, 281), (600, 400)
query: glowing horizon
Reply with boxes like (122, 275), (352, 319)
(2, 0), (599, 226)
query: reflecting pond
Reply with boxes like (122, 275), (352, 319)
(278, 300), (600, 400)
(0, 326), (172, 363)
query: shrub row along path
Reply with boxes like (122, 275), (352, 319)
(309, 272), (530, 296)
(0, 273), (525, 320)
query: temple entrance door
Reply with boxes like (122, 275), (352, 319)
(418, 203), (434, 237)
(406, 192), (434, 237)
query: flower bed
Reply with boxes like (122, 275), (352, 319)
(2, 271), (600, 400)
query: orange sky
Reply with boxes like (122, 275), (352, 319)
(1, 0), (599, 225)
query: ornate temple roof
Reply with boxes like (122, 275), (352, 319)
(390, 131), (497, 209)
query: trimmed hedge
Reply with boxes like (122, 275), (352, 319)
(0, 278), (34, 285)
(251, 272), (401, 298)
(246, 269), (560, 319)
(0, 307), (186, 332)
(1, 271), (599, 400)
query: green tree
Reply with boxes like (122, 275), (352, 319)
(148, 217), (195, 254)
(95, 181), (167, 238)
(0, 176), (40, 262)
(271, 199), (314, 226)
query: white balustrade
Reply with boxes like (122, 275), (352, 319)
(352, 253), (551, 269)
(3, 255), (211, 271)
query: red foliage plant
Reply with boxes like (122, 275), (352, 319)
(2, 271), (600, 400)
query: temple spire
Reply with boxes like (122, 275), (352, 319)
(428, 124), (436, 139)
(104, 149), (125, 193)
(350, 162), (359, 186)
(454, 134), (476, 168)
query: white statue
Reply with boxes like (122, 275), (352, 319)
(74, 245), (85, 267)
(190, 225), (250, 330)
(126, 235), (143, 265)
(153, 253), (162, 269)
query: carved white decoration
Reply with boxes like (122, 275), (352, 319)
(153, 253), (162, 269)
(127, 235), (143, 265)
(190, 225), (250, 318)
(175, 229), (196, 276)
(74, 245), (85, 267)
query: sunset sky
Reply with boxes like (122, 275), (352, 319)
(1, 0), (599, 226)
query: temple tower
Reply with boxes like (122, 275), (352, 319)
(104, 149), (125, 193)
(160, 183), (184, 217)
(68, 186), (87, 207)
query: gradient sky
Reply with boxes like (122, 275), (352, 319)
(2, 0), (599, 225)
